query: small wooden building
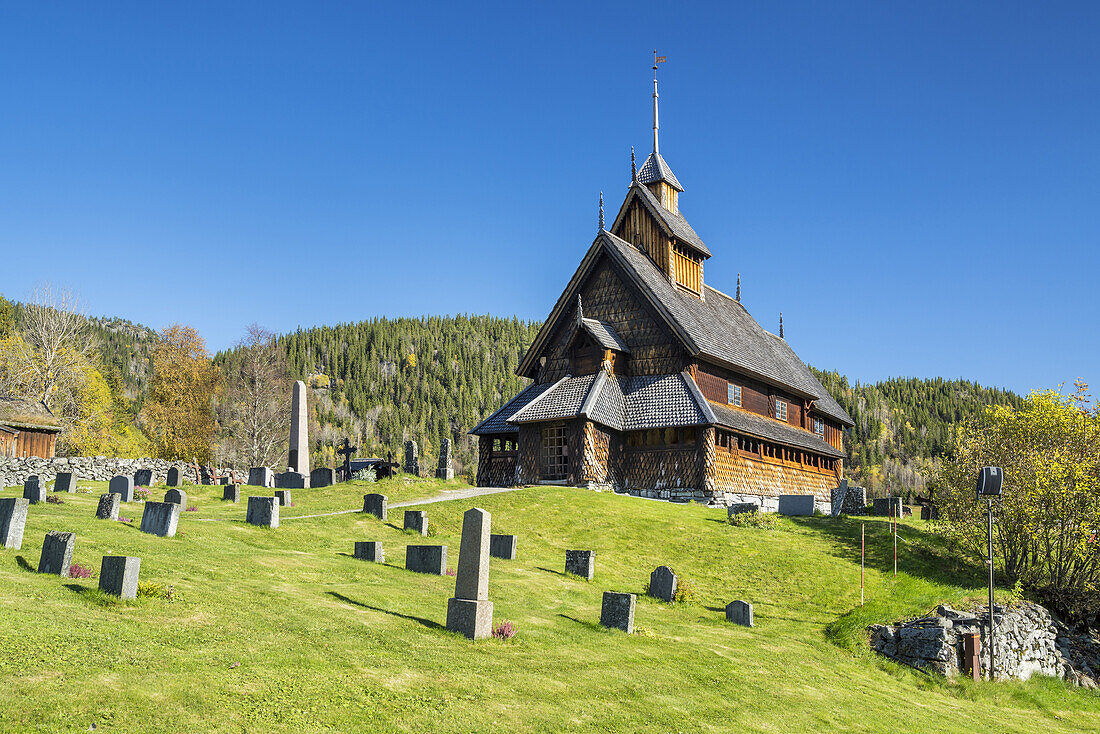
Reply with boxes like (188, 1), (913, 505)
(471, 76), (854, 506)
(0, 397), (61, 459)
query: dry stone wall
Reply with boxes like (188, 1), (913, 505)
(1, 457), (214, 489)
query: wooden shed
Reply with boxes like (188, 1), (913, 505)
(0, 397), (62, 459)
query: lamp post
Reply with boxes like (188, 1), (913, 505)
(976, 466), (1003, 680)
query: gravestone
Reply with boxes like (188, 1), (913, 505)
(54, 472), (77, 493)
(726, 600), (754, 627)
(140, 501), (181, 538)
(436, 438), (454, 480)
(219, 476), (231, 485)
(354, 541), (384, 562)
(275, 472), (308, 489)
(363, 493), (387, 520)
(649, 565), (678, 602)
(921, 505), (939, 521)
(446, 507), (494, 639)
(565, 550), (595, 580)
(248, 467), (274, 488)
(222, 485), (240, 503)
(871, 497), (903, 518)
(108, 475), (134, 502)
(99, 556), (141, 600)
(310, 467), (334, 488)
(164, 489), (187, 507)
(38, 531), (75, 576)
(778, 495), (816, 517)
(166, 466), (184, 487)
(830, 479), (849, 517)
(0, 498), (29, 550)
(133, 469), (154, 487)
(96, 493), (120, 521)
(405, 544), (447, 575)
(23, 478), (46, 504)
(600, 592), (636, 633)
(274, 490), (292, 506)
(246, 496), (279, 528)
(404, 510), (427, 536)
(403, 440), (419, 476)
(727, 502), (758, 517)
(489, 534), (517, 560)
(288, 380), (310, 475)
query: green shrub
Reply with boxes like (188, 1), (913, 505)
(727, 509), (778, 529)
(137, 582), (176, 601)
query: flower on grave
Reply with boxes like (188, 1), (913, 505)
(69, 563), (93, 579)
(492, 621), (516, 640)
(185, 506), (198, 512)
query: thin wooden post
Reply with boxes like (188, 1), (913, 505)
(861, 523), (865, 608)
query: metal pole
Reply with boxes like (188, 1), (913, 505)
(987, 498), (996, 680)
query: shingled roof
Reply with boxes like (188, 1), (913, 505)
(710, 402), (846, 459)
(611, 181), (710, 258)
(580, 318), (630, 353)
(637, 151), (683, 192)
(470, 382), (554, 435)
(0, 396), (61, 431)
(516, 231), (853, 427)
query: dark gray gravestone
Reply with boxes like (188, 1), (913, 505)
(275, 472), (308, 489)
(354, 541), (384, 562)
(778, 495), (815, 516)
(447, 508), (493, 639)
(246, 496), (279, 528)
(362, 494), (387, 520)
(403, 510), (427, 536)
(871, 497), (903, 518)
(96, 493), (120, 521)
(133, 469), (154, 487)
(921, 505), (939, 521)
(489, 534), (517, 560)
(164, 489), (187, 507)
(140, 501), (181, 538)
(600, 592), (636, 633)
(727, 502), (758, 517)
(310, 467), (334, 488)
(166, 467), (184, 487)
(23, 478), (46, 504)
(248, 467), (274, 488)
(222, 485), (240, 503)
(565, 550), (595, 580)
(108, 475), (134, 502)
(99, 556), (140, 599)
(274, 490), (292, 506)
(649, 565), (678, 602)
(219, 476), (231, 485)
(54, 472), (77, 493)
(38, 531), (75, 576)
(726, 600), (754, 627)
(404, 440), (419, 475)
(436, 438), (454, 480)
(405, 545), (446, 574)
(0, 498), (29, 550)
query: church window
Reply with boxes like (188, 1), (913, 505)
(814, 417), (825, 436)
(728, 384), (742, 407)
(775, 400), (787, 422)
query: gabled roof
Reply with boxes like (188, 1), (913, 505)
(0, 396), (61, 431)
(580, 318), (630, 353)
(509, 374), (597, 425)
(611, 181), (710, 258)
(637, 151), (683, 192)
(470, 381), (554, 435)
(515, 231), (853, 427)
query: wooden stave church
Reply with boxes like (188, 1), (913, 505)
(472, 77), (854, 507)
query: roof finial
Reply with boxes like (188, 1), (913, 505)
(575, 294), (584, 327)
(631, 146), (637, 182)
(652, 50), (666, 154)
(598, 191), (605, 232)
(736, 273), (741, 302)
(779, 312), (784, 339)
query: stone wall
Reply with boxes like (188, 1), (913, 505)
(870, 601), (1099, 687)
(1, 456), (209, 488)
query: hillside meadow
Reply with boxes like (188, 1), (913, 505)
(1, 479), (1097, 732)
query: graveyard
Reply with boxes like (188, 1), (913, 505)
(1, 476), (1098, 733)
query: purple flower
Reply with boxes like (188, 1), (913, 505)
(69, 563), (93, 579)
(492, 621), (516, 640)
(185, 505), (198, 512)
(445, 568), (456, 577)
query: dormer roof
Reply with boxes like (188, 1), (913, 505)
(637, 151), (683, 192)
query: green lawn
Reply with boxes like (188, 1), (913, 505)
(0, 481), (1097, 733)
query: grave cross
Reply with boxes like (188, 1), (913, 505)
(337, 438), (358, 482)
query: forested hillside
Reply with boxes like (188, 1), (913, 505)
(811, 368), (1024, 497)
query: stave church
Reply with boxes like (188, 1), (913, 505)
(471, 65), (853, 507)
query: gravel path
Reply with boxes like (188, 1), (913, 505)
(280, 485), (528, 521)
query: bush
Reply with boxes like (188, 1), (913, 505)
(69, 563), (93, 579)
(137, 582), (176, 601)
(134, 486), (151, 501)
(727, 509), (779, 530)
(353, 467), (376, 482)
(45, 494), (64, 505)
(492, 621), (516, 640)
(673, 578), (696, 604)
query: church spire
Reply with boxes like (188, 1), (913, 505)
(631, 146), (637, 182)
(736, 273), (741, 302)
(652, 50), (663, 154)
(598, 191), (605, 232)
(779, 312), (784, 339)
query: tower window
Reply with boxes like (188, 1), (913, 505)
(775, 400), (787, 422)
(728, 384), (742, 407)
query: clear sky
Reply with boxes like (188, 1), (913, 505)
(1, 2), (1096, 396)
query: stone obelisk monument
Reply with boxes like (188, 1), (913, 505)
(446, 507), (494, 639)
(288, 380), (310, 475)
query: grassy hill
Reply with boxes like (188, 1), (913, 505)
(1, 479), (1096, 732)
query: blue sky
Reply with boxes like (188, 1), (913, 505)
(1, 2), (1096, 396)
